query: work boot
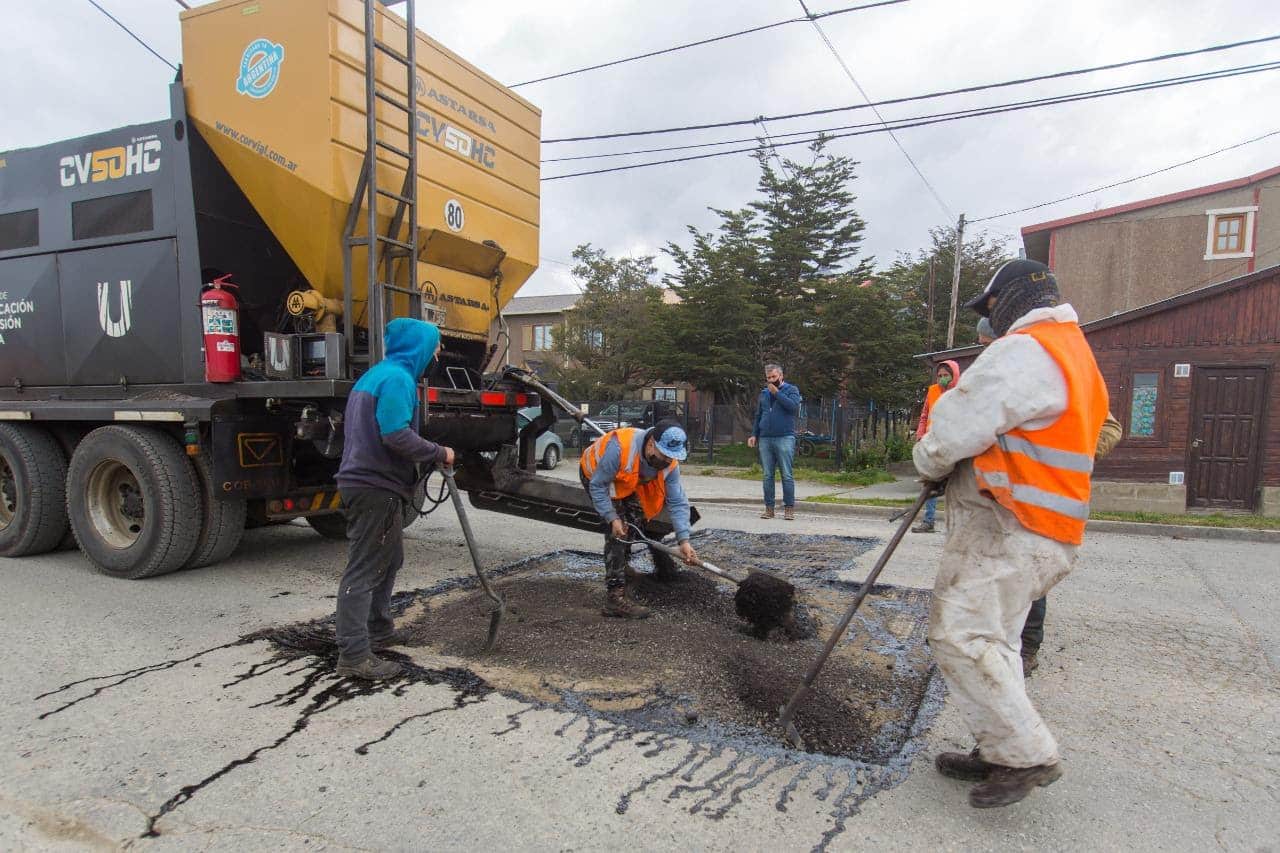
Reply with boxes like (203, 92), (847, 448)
(912, 520), (935, 533)
(370, 627), (413, 650)
(935, 747), (997, 782)
(1022, 650), (1039, 676)
(336, 653), (403, 681)
(968, 763), (1063, 809)
(760, 507), (775, 519)
(602, 587), (651, 619)
(784, 506), (795, 521)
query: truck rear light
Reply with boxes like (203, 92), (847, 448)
(283, 498), (296, 511)
(514, 393), (529, 406)
(479, 391), (507, 407)
(426, 387), (441, 403)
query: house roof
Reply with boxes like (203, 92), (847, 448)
(916, 262), (1280, 362)
(1021, 162), (1280, 237)
(501, 293), (581, 317)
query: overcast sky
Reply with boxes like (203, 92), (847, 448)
(5, 0), (1279, 295)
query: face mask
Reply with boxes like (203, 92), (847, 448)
(646, 451), (671, 470)
(938, 374), (952, 387)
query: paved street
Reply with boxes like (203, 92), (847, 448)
(2, 498), (1276, 850)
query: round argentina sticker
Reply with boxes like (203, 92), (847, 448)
(236, 38), (285, 99)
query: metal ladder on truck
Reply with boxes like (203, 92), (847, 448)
(342, 0), (426, 370)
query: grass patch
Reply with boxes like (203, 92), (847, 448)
(801, 499), (1280, 530)
(695, 464), (894, 488)
(1090, 510), (1280, 530)
(806, 495), (918, 508)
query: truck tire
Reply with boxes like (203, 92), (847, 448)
(0, 424), (70, 557)
(67, 426), (202, 579)
(185, 453), (246, 569)
(305, 513), (349, 540)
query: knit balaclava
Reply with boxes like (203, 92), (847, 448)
(989, 273), (1060, 336)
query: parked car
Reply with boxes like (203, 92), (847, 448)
(518, 407), (565, 469)
(590, 400), (685, 433)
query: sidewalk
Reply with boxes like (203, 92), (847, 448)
(543, 461), (831, 503)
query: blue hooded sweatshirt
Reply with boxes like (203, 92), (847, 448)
(337, 318), (449, 499)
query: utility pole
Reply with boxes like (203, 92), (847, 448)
(945, 213), (966, 349)
(926, 257), (936, 351)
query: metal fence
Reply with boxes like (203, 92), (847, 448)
(548, 395), (913, 468)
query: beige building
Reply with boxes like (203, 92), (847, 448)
(1021, 164), (1280, 323)
(492, 293), (581, 373)
(490, 292), (696, 404)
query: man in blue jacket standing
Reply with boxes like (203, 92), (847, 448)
(747, 363), (802, 520)
(334, 318), (454, 680)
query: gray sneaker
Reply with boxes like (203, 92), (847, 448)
(912, 520), (935, 533)
(336, 653), (403, 681)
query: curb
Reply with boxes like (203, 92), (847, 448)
(696, 498), (1280, 544)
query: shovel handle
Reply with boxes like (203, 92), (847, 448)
(623, 524), (734, 581)
(778, 482), (937, 738)
(441, 468), (504, 650)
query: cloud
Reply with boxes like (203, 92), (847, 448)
(8, 0), (1279, 298)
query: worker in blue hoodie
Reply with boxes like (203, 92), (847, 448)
(334, 319), (454, 680)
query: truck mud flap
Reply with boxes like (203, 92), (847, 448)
(211, 416), (293, 500)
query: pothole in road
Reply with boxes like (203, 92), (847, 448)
(397, 530), (938, 766)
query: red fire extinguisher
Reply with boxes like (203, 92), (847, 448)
(201, 274), (242, 383)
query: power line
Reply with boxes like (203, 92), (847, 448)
(85, 0), (178, 72)
(795, 0), (953, 219)
(170, 0), (191, 9)
(544, 33), (1280, 143)
(544, 62), (1279, 164)
(542, 60), (1280, 180)
(508, 0), (909, 88)
(971, 129), (1280, 223)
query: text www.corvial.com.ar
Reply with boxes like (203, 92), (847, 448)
(214, 121), (297, 171)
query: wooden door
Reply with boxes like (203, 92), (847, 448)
(1186, 367), (1268, 510)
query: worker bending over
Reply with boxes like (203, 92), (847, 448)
(580, 421), (698, 619)
(913, 260), (1108, 808)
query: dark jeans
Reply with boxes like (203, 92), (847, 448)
(1020, 596), (1047, 655)
(335, 488), (405, 660)
(581, 474), (678, 590)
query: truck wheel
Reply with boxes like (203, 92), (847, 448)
(305, 513), (349, 540)
(0, 424), (70, 557)
(542, 444), (560, 470)
(67, 426), (201, 579)
(185, 454), (246, 569)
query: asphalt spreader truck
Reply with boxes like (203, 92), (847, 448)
(0, 0), (685, 579)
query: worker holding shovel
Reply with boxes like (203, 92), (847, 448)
(580, 420), (697, 619)
(912, 260), (1108, 809)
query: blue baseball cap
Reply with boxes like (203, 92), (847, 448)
(654, 424), (689, 461)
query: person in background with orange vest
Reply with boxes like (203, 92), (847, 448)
(912, 359), (961, 533)
(912, 259), (1108, 809)
(580, 420), (698, 619)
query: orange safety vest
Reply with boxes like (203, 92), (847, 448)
(973, 320), (1109, 545)
(918, 383), (943, 437)
(579, 428), (674, 520)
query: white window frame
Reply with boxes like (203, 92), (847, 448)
(652, 387), (678, 402)
(1204, 206), (1257, 260)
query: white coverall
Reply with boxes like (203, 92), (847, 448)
(912, 304), (1083, 769)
